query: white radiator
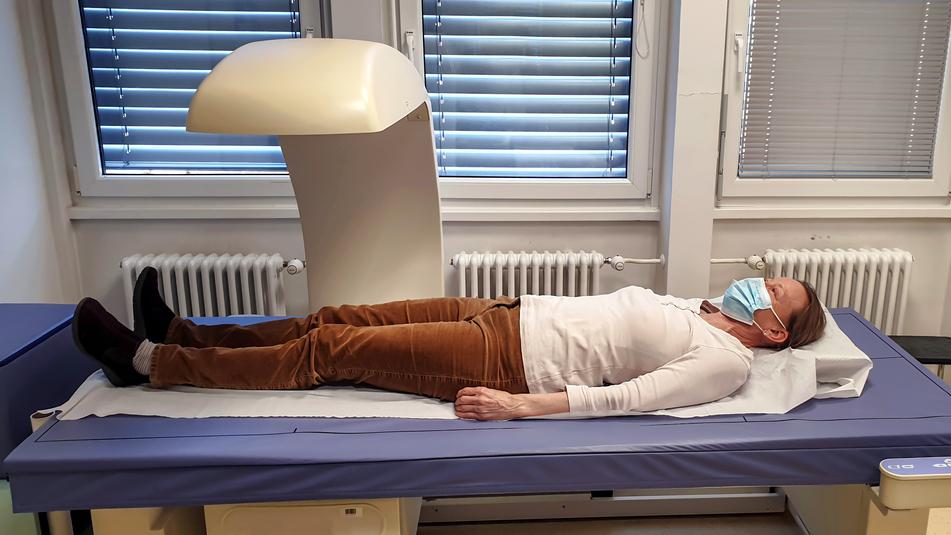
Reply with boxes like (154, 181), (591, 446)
(451, 251), (606, 298)
(120, 253), (296, 324)
(764, 248), (913, 334)
(451, 248), (913, 333)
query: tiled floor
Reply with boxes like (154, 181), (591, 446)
(419, 513), (803, 534)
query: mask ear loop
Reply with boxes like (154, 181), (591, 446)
(769, 307), (787, 330)
(753, 318), (782, 347)
(753, 318), (785, 349)
(755, 308), (787, 339)
(758, 278), (787, 330)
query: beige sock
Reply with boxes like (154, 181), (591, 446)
(132, 340), (156, 375)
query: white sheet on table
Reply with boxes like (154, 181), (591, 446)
(45, 310), (871, 421)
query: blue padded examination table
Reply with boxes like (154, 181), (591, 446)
(3, 309), (951, 513)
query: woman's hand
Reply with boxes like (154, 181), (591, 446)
(454, 387), (525, 420)
(454, 388), (571, 420)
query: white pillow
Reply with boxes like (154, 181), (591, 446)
(782, 309), (873, 398)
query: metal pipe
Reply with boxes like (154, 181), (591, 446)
(605, 254), (765, 271)
(451, 253), (769, 272)
(709, 255), (766, 270)
(604, 254), (665, 271)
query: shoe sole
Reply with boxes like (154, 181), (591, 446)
(71, 297), (91, 358)
(132, 267), (153, 340)
(72, 297), (130, 387)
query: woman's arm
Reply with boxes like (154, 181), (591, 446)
(566, 348), (749, 413)
(454, 387), (569, 420)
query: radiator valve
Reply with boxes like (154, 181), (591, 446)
(746, 255), (766, 270)
(608, 255), (627, 271)
(284, 258), (305, 275)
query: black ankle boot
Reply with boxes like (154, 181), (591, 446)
(133, 266), (176, 343)
(73, 298), (148, 387)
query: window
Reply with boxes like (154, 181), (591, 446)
(720, 0), (951, 198)
(55, 1), (319, 196)
(57, 0), (658, 199)
(402, 0), (660, 199)
(79, 1), (300, 174)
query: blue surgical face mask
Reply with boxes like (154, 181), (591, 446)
(721, 278), (786, 332)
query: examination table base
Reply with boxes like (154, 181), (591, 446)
(79, 486), (945, 535)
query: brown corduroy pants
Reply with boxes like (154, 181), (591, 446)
(149, 297), (528, 401)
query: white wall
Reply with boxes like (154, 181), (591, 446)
(73, 220), (309, 319)
(70, 200), (951, 337)
(11, 0), (951, 338)
(944, 266), (951, 335)
(655, 0), (724, 296)
(73, 219), (659, 322)
(712, 220), (951, 335)
(443, 221), (659, 297)
(0, 0), (71, 303)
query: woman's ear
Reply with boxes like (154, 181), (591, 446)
(764, 328), (789, 347)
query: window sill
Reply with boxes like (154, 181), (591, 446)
(68, 198), (661, 222)
(713, 203), (951, 220)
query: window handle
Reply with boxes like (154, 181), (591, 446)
(404, 30), (420, 72)
(734, 32), (745, 75)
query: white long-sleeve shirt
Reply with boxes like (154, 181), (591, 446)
(518, 286), (754, 414)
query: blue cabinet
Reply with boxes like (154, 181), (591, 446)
(0, 304), (99, 473)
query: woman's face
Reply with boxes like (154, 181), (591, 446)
(758, 277), (809, 330)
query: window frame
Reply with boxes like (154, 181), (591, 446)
(397, 0), (662, 201)
(54, 0), (664, 201)
(53, 0), (321, 198)
(719, 0), (951, 199)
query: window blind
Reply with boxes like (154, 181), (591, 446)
(739, 0), (951, 179)
(79, 0), (300, 174)
(423, 0), (634, 178)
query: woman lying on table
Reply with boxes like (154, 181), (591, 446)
(73, 267), (825, 421)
